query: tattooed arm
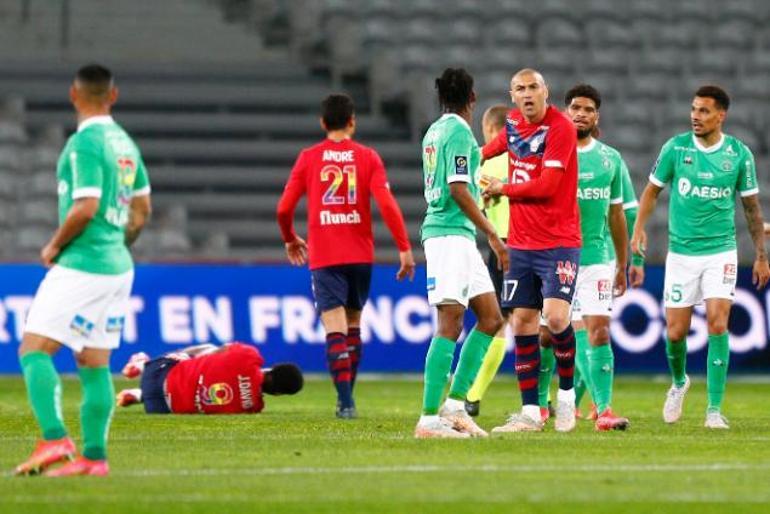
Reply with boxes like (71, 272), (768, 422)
(741, 194), (770, 289)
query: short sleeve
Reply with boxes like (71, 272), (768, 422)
(619, 158), (638, 209)
(70, 149), (103, 199)
(737, 146), (759, 197)
(649, 139), (676, 187)
(444, 128), (474, 184)
(610, 159), (623, 205)
(541, 117), (576, 170)
(132, 156), (151, 197)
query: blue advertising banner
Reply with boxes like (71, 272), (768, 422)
(0, 264), (768, 374)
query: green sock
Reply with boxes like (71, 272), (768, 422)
(448, 329), (493, 401)
(466, 336), (506, 402)
(537, 345), (556, 408)
(666, 338), (688, 387)
(706, 333), (730, 413)
(574, 328), (594, 400)
(574, 367), (586, 408)
(589, 343), (614, 413)
(422, 337), (456, 415)
(79, 367), (114, 461)
(20, 352), (67, 440)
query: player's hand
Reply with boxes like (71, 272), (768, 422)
(613, 265), (627, 297)
(752, 257), (770, 289)
(488, 235), (509, 272)
(396, 250), (416, 281)
(481, 176), (503, 199)
(630, 229), (646, 258)
(285, 237), (308, 266)
(629, 265), (645, 288)
(40, 242), (60, 268)
(764, 222), (770, 236)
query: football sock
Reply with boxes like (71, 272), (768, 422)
(537, 345), (555, 408)
(551, 325), (576, 391)
(79, 367), (114, 461)
(466, 336), (506, 403)
(707, 332), (730, 413)
(347, 327), (362, 389)
(514, 334), (541, 406)
(325, 332), (353, 409)
(20, 352), (67, 440)
(448, 329), (493, 401)
(422, 337), (456, 415)
(589, 343), (614, 413)
(574, 328), (593, 402)
(666, 337), (688, 388)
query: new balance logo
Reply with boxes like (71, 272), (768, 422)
(320, 210), (361, 225)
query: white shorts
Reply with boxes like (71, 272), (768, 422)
(424, 235), (495, 307)
(571, 264), (613, 321)
(663, 250), (737, 308)
(24, 265), (134, 352)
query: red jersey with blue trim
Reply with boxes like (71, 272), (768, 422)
(482, 105), (581, 250)
(277, 138), (410, 270)
(165, 343), (265, 414)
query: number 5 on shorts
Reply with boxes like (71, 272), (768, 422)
(503, 279), (519, 303)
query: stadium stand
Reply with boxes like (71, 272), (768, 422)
(0, 0), (768, 264)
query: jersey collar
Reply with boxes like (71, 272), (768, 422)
(692, 132), (724, 153)
(577, 137), (597, 154)
(440, 112), (471, 131)
(78, 115), (114, 132)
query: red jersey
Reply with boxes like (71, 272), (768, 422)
(165, 343), (265, 414)
(276, 138), (410, 270)
(482, 105), (581, 250)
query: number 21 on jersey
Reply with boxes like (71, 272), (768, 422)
(321, 165), (357, 205)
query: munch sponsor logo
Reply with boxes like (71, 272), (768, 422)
(320, 210), (361, 225)
(322, 150), (354, 163)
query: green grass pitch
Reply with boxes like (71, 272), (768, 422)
(2, 375), (770, 513)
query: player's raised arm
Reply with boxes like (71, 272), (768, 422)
(276, 152), (308, 265)
(369, 150), (415, 281)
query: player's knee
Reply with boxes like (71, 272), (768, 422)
(707, 319), (728, 335)
(545, 314), (570, 334)
(436, 314), (464, 340)
(589, 325), (610, 345)
(666, 325), (688, 342)
(478, 312), (504, 336)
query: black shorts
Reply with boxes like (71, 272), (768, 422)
(486, 243), (512, 317)
(310, 263), (372, 313)
(140, 357), (178, 414)
(501, 247), (581, 310)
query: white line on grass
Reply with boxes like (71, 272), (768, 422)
(110, 462), (770, 477)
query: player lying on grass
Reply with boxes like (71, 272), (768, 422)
(116, 343), (303, 414)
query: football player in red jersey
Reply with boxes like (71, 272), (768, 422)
(276, 94), (415, 419)
(115, 344), (303, 414)
(482, 69), (581, 433)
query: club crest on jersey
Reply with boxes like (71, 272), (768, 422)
(455, 156), (468, 175)
(721, 161), (733, 172)
(555, 261), (577, 286)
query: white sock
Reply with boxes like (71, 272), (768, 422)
(419, 414), (439, 425)
(522, 404), (540, 420)
(443, 398), (464, 412)
(558, 388), (576, 403)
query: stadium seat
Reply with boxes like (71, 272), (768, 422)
(711, 20), (756, 50)
(487, 17), (531, 47)
(535, 18), (584, 48)
(585, 19), (638, 49)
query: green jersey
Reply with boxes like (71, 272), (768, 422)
(576, 139), (623, 266)
(56, 116), (151, 275)
(478, 154), (509, 238)
(421, 113), (481, 242)
(650, 132), (758, 256)
(606, 154), (639, 263)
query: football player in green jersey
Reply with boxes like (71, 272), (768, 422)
(563, 84), (630, 431)
(632, 85), (770, 429)
(415, 68), (508, 439)
(15, 65), (151, 476)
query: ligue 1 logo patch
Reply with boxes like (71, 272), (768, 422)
(455, 156), (468, 175)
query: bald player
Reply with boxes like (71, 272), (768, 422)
(482, 69), (581, 434)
